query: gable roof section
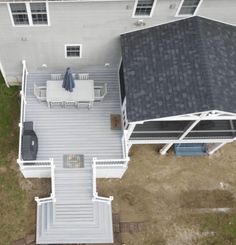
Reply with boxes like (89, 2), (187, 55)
(120, 17), (236, 123)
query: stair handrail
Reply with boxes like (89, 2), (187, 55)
(92, 157), (113, 204)
(35, 159), (56, 205)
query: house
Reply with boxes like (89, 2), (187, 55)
(0, 0), (236, 244)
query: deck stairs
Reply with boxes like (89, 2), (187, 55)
(36, 168), (113, 244)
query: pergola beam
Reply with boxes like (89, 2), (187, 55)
(130, 110), (236, 124)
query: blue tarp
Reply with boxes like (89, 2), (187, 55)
(62, 67), (75, 92)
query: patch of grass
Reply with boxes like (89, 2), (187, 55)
(191, 212), (236, 245)
(0, 74), (19, 165)
(0, 75), (31, 245)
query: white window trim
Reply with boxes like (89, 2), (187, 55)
(132, 0), (157, 18)
(7, 2), (50, 27)
(175, 0), (203, 17)
(65, 44), (82, 59)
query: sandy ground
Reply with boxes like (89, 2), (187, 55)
(97, 142), (236, 245)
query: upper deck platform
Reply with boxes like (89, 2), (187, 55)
(24, 67), (124, 169)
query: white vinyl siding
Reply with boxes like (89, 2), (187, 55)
(176, 0), (202, 16)
(8, 2), (49, 26)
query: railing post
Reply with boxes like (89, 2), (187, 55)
(50, 158), (56, 202)
(92, 158), (98, 199)
(35, 197), (40, 205)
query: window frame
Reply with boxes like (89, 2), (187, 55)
(8, 3), (29, 26)
(65, 44), (82, 59)
(8, 2), (50, 27)
(132, 0), (157, 18)
(175, 0), (203, 17)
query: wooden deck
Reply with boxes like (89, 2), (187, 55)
(25, 67), (124, 169)
(24, 67), (123, 244)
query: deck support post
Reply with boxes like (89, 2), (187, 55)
(160, 143), (173, 155)
(208, 142), (227, 155)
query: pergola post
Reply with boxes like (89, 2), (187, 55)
(208, 142), (227, 155)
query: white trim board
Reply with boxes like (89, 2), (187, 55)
(129, 138), (234, 144)
(121, 16), (192, 35)
(127, 110), (236, 124)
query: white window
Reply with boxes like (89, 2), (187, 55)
(133, 0), (156, 17)
(65, 45), (82, 58)
(9, 3), (29, 25)
(30, 3), (48, 25)
(8, 2), (49, 26)
(176, 0), (202, 16)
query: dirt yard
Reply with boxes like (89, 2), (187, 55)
(97, 143), (236, 245)
(0, 154), (51, 245)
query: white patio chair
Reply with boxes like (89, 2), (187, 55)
(77, 101), (91, 110)
(49, 101), (64, 108)
(51, 74), (62, 80)
(94, 82), (108, 102)
(72, 73), (76, 79)
(64, 101), (76, 108)
(34, 84), (46, 102)
(78, 73), (89, 80)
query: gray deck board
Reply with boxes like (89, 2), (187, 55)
(25, 68), (123, 168)
(26, 68), (120, 244)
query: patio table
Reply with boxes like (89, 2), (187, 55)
(46, 80), (95, 107)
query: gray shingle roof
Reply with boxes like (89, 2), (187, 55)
(120, 16), (236, 122)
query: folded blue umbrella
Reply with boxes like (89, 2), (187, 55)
(62, 67), (75, 92)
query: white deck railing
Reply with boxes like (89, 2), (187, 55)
(121, 133), (129, 159)
(94, 158), (129, 167)
(17, 60), (28, 169)
(35, 159), (56, 205)
(19, 160), (52, 167)
(93, 132), (129, 168)
(121, 98), (128, 129)
(17, 60), (53, 169)
(92, 158), (113, 204)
